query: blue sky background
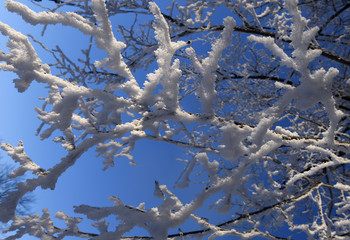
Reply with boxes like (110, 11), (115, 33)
(0, 1), (239, 239)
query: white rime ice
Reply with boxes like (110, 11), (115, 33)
(140, 2), (187, 111)
(186, 17), (235, 115)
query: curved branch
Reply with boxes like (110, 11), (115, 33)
(318, 3), (350, 34)
(64, 183), (320, 239)
(161, 12), (350, 67)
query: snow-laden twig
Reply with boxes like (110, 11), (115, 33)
(186, 17), (235, 115)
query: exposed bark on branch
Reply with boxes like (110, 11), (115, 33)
(318, 3), (350, 34)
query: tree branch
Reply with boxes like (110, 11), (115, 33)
(162, 12), (350, 67)
(318, 3), (350, 34)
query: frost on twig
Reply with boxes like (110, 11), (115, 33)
(1, 141), (48, 178)
(139, 2), (187, 111)
(248, 0), (343, 146)
(186, 17), (235, 115)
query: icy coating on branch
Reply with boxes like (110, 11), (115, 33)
(186, 17), (235, 115)
(0, 0), (349, 239)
